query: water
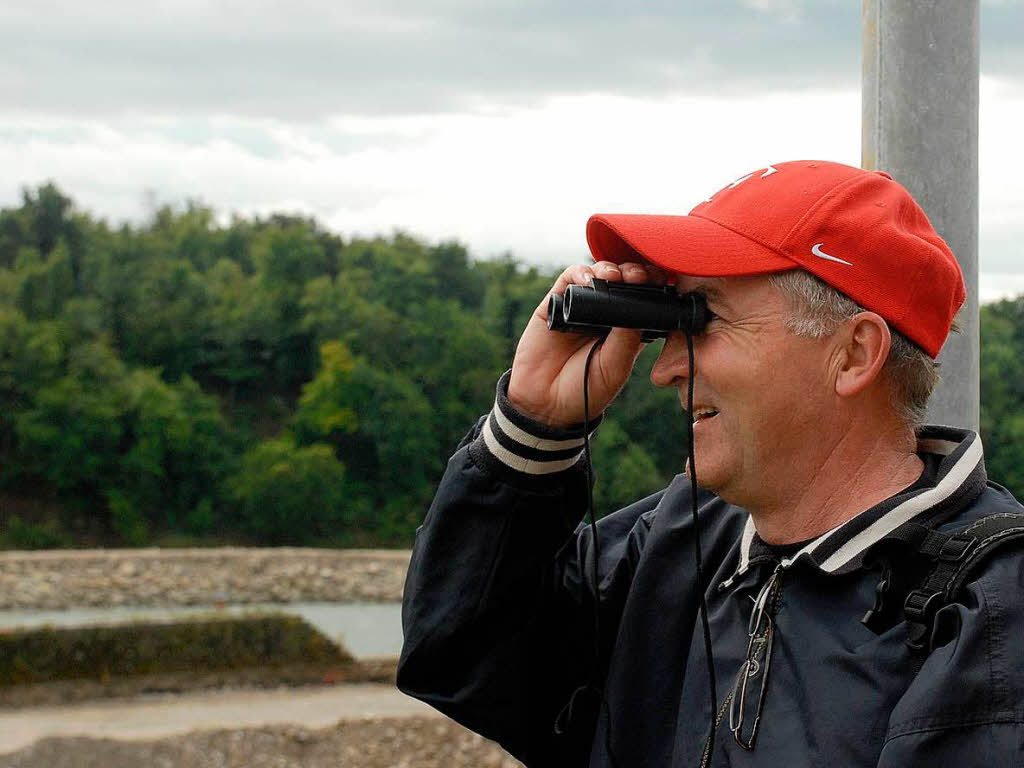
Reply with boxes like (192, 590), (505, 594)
(0, 602), (403, 659)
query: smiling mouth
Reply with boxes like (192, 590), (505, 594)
(692, 408), (719, 425)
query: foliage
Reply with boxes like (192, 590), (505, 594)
(0, 184), (1020, 549)
(0, 615), (352, 685)
(229, 438), (347, 545)
(1, 514), (69, 549)
(590, 418), (665, 514)
(291, 341), (440, 543)
(980, 297), (1024, 498)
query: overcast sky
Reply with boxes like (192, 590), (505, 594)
(4, 0), (1023, 300)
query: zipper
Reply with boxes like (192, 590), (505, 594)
(699, 562), (784, 768)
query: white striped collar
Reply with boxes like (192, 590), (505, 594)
(721, 426), (986, 587)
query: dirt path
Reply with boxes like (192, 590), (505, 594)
(0, 683), (439, 755)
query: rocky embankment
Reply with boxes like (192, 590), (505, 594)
(2, 716), (524, 768)
(0, 548), (410, 609)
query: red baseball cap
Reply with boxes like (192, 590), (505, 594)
(586, 160), (965, 358)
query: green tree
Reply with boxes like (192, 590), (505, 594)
(200, 258), (272, 394)
(399, 297), (505, 454)
(0, 207), (28, 270)
(22, 183), (73, 256)
(119, 257), (213, 379)
(299, 269), (403, 366)
(14, 367), (125, 498)
(0, 308), (68, 491)
(2, 184), (1018, 550)
(980, 297), (1024, 500)
(229, 438), (346, 545)
(292, 341), (439, 542)
(479, 256), (556, 360)
(14, 243), (76, 320)
(117, 369), (235, 535)
(590, 418), (665, 514)
(429, 240), (487, 308)
(613, 342), (691, 479)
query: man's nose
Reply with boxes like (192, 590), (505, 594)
(650, 332), (691, 388)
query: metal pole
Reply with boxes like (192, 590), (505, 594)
(862, 0), (980, 430)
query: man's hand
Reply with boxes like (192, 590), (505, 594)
(507, 260), (667, 428)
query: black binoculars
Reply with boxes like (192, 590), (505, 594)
(547, 278), (712, 341)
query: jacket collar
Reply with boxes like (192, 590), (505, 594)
(719, 426), (987, 589)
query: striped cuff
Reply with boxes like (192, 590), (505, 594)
(471, 370), (602, 478)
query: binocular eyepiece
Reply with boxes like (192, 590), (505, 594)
(547, 278), (712, 340)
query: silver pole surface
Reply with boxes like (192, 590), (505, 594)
(862, 0), (980, 430)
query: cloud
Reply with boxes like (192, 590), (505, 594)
(0, 88), (857, 264)
(4, 1), (1021, 122)
(1, 0), (862, 120)
(3, 78), (1020, 300)
(1, 2), (1020, 302)
(979, 77), (1024, 274)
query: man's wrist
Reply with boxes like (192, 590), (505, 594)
(471, 370), (602, 478)
(504, 384), (561, 428)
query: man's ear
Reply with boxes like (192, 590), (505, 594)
(834, 312), (891, 398)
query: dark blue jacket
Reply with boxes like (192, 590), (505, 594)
(399, 373), (1024, 766)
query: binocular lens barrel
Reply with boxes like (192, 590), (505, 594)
(564, 282), (683, 331)
(546, 278), (710, 338)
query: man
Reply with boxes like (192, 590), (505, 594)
(398, 160), (1024, 766)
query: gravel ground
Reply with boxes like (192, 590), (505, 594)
(1, 716), (524, 768)
(0, 659), (398, 710)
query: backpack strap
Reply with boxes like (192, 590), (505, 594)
(903, 513), (1024, 663)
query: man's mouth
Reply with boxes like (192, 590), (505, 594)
(692, 407), (719, 425)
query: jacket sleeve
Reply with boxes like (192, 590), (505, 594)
(876, 549), (1024, 766)
(397, 371), (663, 767)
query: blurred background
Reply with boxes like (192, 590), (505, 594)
(3, 0), (1023, 550)
(0, 1), (1022, 765)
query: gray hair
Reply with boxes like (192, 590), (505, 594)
(767, 270), (940, 429)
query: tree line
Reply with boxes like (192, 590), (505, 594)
(1, 184), (1021, 548)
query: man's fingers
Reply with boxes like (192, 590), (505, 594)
(551, 260), (654, 296)
(618, 262), (649, 284)
(535, 264), (590, 321)
(516, 259), (660, 424)
(597, 260), (665, 286)
(536, 262), (618, 322)
(591, 261), (623, 281)
(596, 262), (660, 369)
(591, 327), (646, 392)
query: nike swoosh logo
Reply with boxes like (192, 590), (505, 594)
(811, 243), (853, 266)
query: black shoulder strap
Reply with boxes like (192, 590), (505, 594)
(903, 513), (1024, 663)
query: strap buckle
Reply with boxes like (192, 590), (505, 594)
(860, 564), (892, 633)
(937, 534), (976, 562)
(903, 589), (943, 625)
(904, 589), (945, 653)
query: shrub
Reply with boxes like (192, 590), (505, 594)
(0, 615), (353, 685)
(230, 438), (346, 544)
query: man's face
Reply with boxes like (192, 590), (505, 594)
(650, 274), (835, 505)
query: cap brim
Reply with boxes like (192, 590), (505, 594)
(587, 213), (796, 277)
